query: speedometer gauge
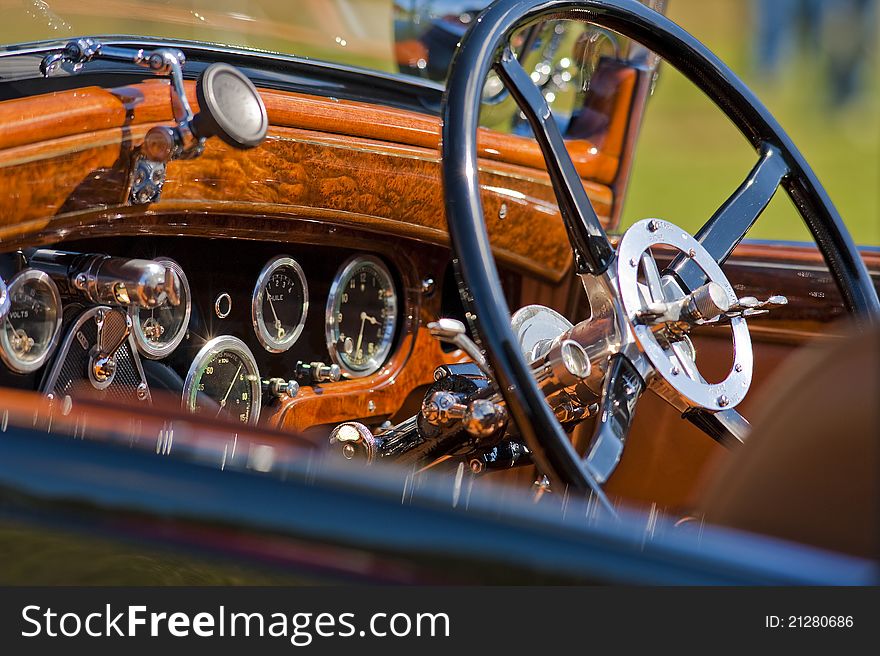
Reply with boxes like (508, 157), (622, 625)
(0, 269), (62, 373)
(130, 258), (191, 359)
(325, 255), (397, 377)
(183, 336), (261, 425)
(252, 255), (308, 353)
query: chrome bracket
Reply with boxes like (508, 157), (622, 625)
(41, 39), (204, 205)
(128, 154), (167, 205)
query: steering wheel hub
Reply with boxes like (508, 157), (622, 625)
(616, 219), (753, 411)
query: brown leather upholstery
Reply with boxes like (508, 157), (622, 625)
(698, 324), (879, 559)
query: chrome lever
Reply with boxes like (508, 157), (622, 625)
(428, 318), (491, 375)
(41, 39), (268, 204)
(700, 294), (788, 325)
(90, 308), (133, 386)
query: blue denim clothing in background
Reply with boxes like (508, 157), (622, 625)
(753, 0), (877, 106)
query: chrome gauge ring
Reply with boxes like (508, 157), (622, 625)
(129, 258), (191, 359)
(252, 255), (309, 353)
(325, 255), (398, 378)
(616, 219), (753, 411)
(183, 335), (261, 425)
(0, 269), (63, 374)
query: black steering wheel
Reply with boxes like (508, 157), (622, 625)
(441, 0), (880, 504)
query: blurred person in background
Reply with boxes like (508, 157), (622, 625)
(753, 0), (877, 107)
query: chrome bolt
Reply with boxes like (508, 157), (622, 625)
(341, 443), (356, 460)
(734, 363), (743, 373)
(498, 202), (508, 220)
(367, 399), (376, 413)
(717, 395), (730, 407)
(687, 248), (696, 258)
(647, 220), (660, 232)
(671, 366), (680, 376)
(420, 277), (435, 296)
(629, 258), (638, 267)
(469, 459), (484, 474)
(136, 383), (148, 401)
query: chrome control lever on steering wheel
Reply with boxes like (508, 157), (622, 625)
(617, 219), (754, 413)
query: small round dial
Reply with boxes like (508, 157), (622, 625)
(183, 336), (261, 425)
(130, 258), (191, 359)
(325, 255), (398, 377)
(0, 269), (62, 374)
(252, 256), (309, 353)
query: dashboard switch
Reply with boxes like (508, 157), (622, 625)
(294, 361), (342, 385)
(264, 377), (300, 399)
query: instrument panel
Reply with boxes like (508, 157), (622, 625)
(0, 237), (405, 427)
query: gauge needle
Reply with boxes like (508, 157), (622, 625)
(216, 363), (243, 416)
(6, 320), (31, 354)
(267, 294), (284, 339)
(363, 313), (379, 325)
(355, 312), (368, 354)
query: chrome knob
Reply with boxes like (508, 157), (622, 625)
(265, 378), (300, 399)
(312, 362), (341, 383)
(464, 399), (507, 438)
(684, 281), (731, 322)
(421, 390), (467, 426)
(329, 422), (378, 463)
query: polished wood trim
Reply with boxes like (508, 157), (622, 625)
(266, 327), (467, 433)
(0, 79), (627, 280)
(0, 80), (620, 183)
(0, 387), (314, 457)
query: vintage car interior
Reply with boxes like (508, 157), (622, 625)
(0, 0), (876, 583)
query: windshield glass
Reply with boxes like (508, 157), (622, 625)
(1, 1), (437, 76)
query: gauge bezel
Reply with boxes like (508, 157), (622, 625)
(129, 258), (192, 360)
(0, 269), (63, 374)
(252, 255), (309, 353)
(182, 335), (262, 425)
(325, 255), (398, 378)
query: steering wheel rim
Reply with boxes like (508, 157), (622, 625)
(441, 0), (880, 498)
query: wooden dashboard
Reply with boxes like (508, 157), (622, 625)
(0, 61), (877, 512)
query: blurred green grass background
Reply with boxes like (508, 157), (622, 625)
(621, 0), (880, 245)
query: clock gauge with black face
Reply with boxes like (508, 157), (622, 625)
(325, 255), (398, 377)
(252, 256), (309, 353)
(183, 336), (261, 425)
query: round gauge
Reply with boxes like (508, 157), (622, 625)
(183, 336), (261, 425)
(129, 258), (191, 359)
(325, 255), (398, 377)
(0, 270), (62, 374)
(252, 256), (309, 353)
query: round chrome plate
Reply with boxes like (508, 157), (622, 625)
(616, 219), (753, 411)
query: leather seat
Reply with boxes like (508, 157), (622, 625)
(698, 323), (879, 559)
